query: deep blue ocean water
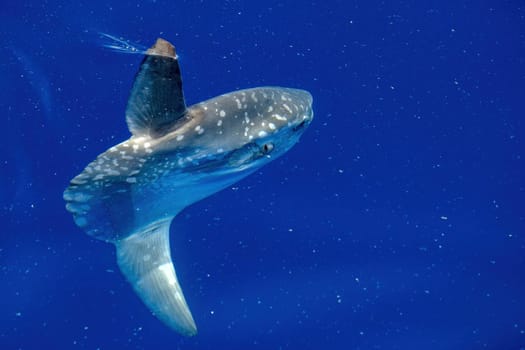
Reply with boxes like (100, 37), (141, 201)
(1, 1), (524, 349)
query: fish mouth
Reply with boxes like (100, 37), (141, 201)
(286, 88), (313, 133)
(292, 110), (313, 134)
(293, 118), (309, 132)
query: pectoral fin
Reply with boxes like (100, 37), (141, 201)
(115, 220), (197, 336)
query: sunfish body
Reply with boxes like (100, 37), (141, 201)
(63, 38), (313, 336)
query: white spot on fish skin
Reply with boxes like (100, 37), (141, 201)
(65, 191), (93, 202)
(132, 144), (139, 151)
(176, 134), (184, 141)
(250, 92), (258, 102)
(71, 178), (87, 185)
(258, 131), (268, 137)
(109, 147), (118, 152)
(126, 177), (137, 183)
(217, 148), (224, 153)
(144, 142), (151, 148)
(269, 122), (276, 130)
(217, 120), (223, 126)
(268, 106), (273, 112)
(283, 104), (293, 113)
(195, 125), (205, 135)
(281, 95), (287, 101)
(145, 148), (153, 154)
(244, 116), (250, 124)
(94, 174), (104, 180)
(235, 98), (242, 109)
(273, 114), (287, 121)
(219, 110), (226, 117)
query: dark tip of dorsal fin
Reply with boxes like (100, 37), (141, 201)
(146, 38), (177, 59)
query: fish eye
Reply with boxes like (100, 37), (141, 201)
(262, 143), (274, 154)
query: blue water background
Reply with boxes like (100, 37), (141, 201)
(1, 1), (524, 349)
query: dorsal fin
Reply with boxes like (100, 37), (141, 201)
(126, 38), (187, 138)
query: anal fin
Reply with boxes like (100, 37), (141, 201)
(115, 220), (197, 336)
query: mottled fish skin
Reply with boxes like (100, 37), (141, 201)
(65, 86), (312, 241)
(63, 38), (313, 336)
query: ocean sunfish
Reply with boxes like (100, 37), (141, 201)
(63, 38), (313, 336)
